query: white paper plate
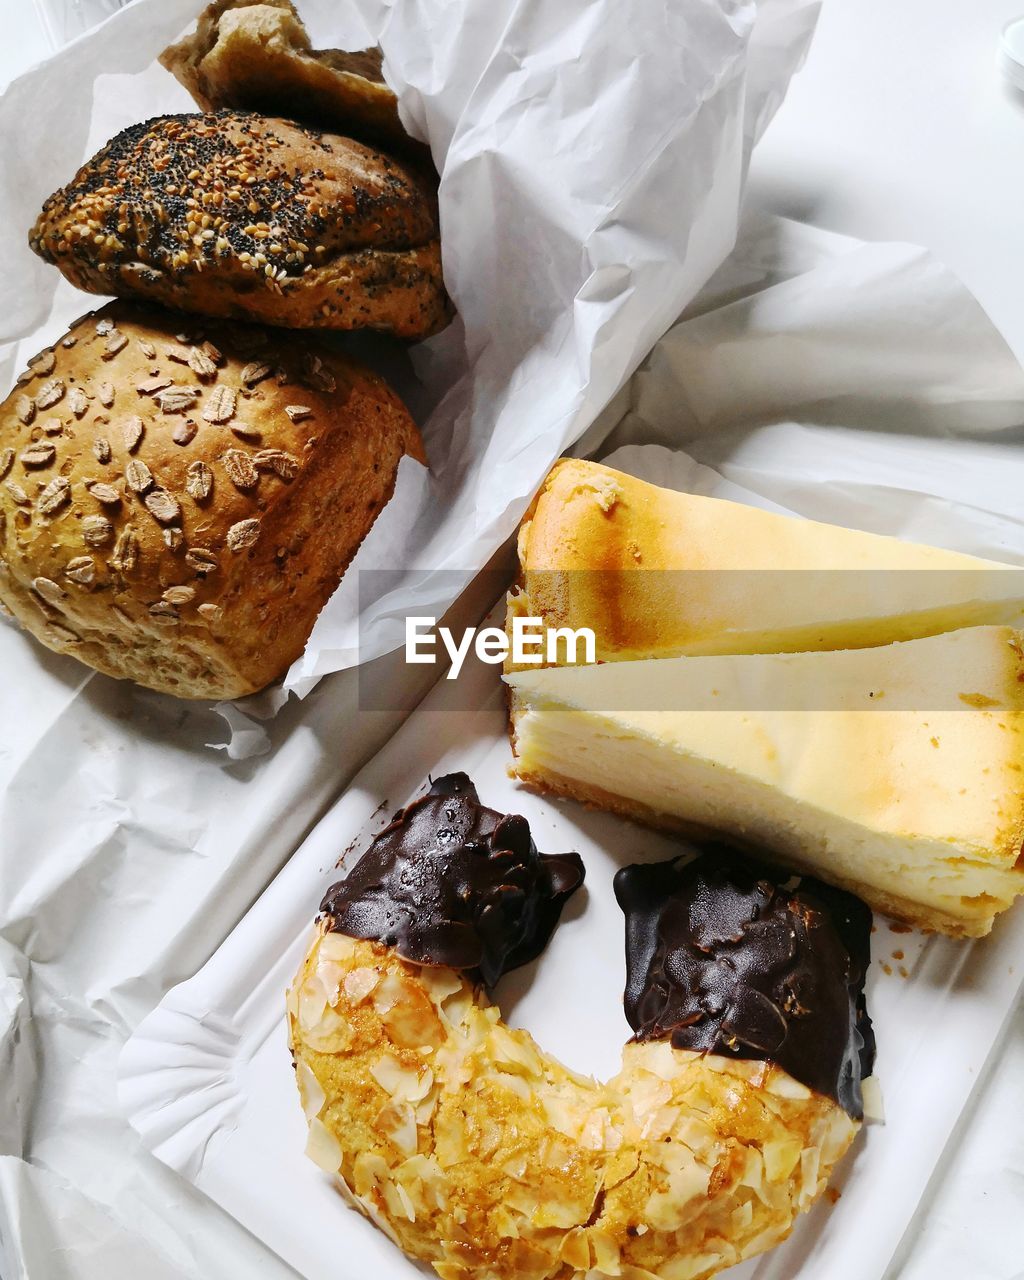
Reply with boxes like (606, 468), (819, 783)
(119, 628), (1024, 1280)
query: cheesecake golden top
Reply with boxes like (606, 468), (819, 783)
(512, 459), (1024, 661)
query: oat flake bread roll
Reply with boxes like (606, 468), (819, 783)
(160, 0), (412, 155)
(0, 301), (424, 700)
(29, 111), (450, 339)
(288, 774), (873, 1280)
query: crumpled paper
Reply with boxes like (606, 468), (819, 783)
(0, 0), (820, 706)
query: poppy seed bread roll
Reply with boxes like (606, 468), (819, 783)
(0, 301), (424, 700)
(29, 111), (450, 339)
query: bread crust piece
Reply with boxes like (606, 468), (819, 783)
(160, 0), (414, 155)
(289, 930), (857, 1280)
(0, 301), (424, 700)
(29, 112), (450, 339)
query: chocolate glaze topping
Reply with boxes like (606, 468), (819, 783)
(614, 850), (875, 1117)
(322, 774), (584, 988)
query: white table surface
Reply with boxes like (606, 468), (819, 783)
(2, 1), (1023, 1276)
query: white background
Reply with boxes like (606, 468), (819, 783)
(1, 0), (1023, 1276)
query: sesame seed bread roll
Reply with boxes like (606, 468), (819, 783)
(29, 112), (450, 340)
(0, 301), (424, 700)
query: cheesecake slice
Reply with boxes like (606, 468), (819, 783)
(506, 626), (1024, 937)
(509, 459), (1024, 663)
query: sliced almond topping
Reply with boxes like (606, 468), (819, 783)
(37, 476), (70, 516)
(163, 526), (184, 551)
(144, 488), (181, 524)
(197, 602), (223, 623)
(125, 459), (154, 494)
(226, 517), (260, 552)
(0, 449), (13, 481)
(156, 386), (200, 414)
(36, 379), (65, 410)
(93, 437), (112, 465)
(29, 350), (56, 376)
(172, 421), (198, 446)
(138, 341), (156, 360)
(136, 376), (173, 396)
(163, 585), (195, 605)
(82, 513), (114, 546)
(109, 527), (138, 572)
(185, 460), (213, 501)
(103, 330), (128, 359)
(230, 421), (261, 441)
(254, 449), (299, 482)
(20, 443), (56, 468)
(95, 318), (114, 335)
(285, 404), (313, 423)
(40, 419), (64, 436)
(185, 546), (218, 575)
(240, 361), (272, 388)
(87, 481), (121, 506)
(221, 449), (257, 490)
(65, 556), (96, 585)
(200, 340), (223, 366)
(187, 346), (218, 380)
(122, 416), (144, 453)
(98, 381), (115, 408)
(15, 394), (36, 425)
(32, 576), (66, 607)
(203, 385), (236, 424)
(68, 387), (88, 418)
(5, 481), (30, 506)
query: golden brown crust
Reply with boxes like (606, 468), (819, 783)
(0, 301), (423, 699)
(288, 931), (858, 1280)
(512, 458), (1024, 666)
(29, 112), (450, 339)
(159, 0), (416, 156)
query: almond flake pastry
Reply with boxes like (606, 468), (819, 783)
(288, 774), (874, 1280)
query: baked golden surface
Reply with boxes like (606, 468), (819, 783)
(0, 301), (423, 699)
(30, 111), (449, 339)
(289, 929), (857, 1280)
(161, 0), (410, 153)
(510, 458), (1024, 665)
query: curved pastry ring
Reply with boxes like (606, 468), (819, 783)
(288, 926), (857, 1280)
